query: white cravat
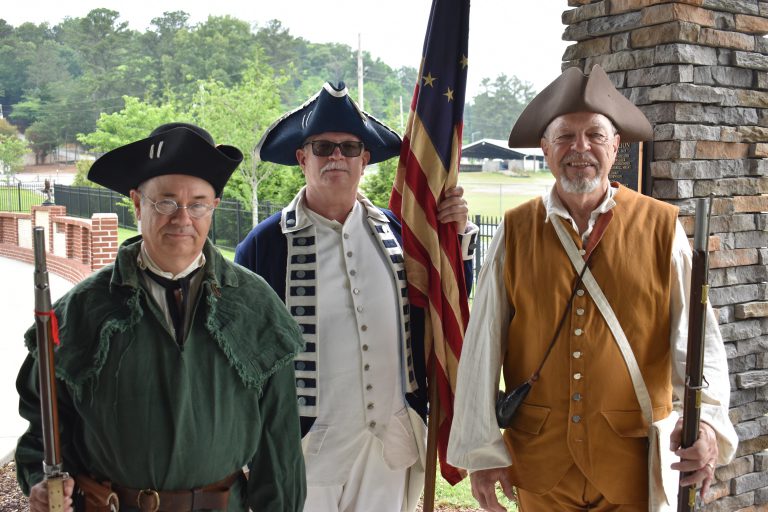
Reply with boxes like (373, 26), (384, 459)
(136, 243), (205, 338)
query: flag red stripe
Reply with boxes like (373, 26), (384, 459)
(401, 225), (465, 357)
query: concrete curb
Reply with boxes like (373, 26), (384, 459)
(0, 448), (14, 467)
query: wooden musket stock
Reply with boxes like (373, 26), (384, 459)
(33, 227), (67, 511)
(677, 197), (712, 512)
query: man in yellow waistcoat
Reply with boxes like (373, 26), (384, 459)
(446, 65), (738, 511)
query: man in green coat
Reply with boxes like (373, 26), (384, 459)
(16, 123), (307, 512)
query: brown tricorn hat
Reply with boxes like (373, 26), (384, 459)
(508, 65), (653, 148)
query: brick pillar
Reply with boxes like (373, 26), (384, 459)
(563, 1), (768, 508)
(81, 226), (89, 264)
(90, 213), (118, 271)
(31, 205), (66, 253)
(66, 224), (75, 259)
(1, 215), (19, 245)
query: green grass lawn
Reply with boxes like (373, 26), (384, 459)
(0, 187), (42, 212)
(430, 465), (518, 510)
(459, 171), (554, 218)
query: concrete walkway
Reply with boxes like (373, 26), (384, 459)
(0, 257), (74, 465)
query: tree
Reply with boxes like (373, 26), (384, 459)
(77, 95), (182, 152)
(3, 9), (419, 158)
(465, 74), (536, 142)
(188, 63), (292, 225)
(55, 9), (132, 75)
(360, 158), (398, 209)
(25, 40), (73, 92)
(143, 11), (191, 97)
(360, 110), (403, 208)
(0, 120), (29, 175)
(0, 117), (18, 136)
(71, 159), (93, 187)
(169, 16), (258, 95)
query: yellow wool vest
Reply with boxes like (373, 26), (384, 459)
(501, 186), (678, 504)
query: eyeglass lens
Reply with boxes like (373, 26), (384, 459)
(142, 194), (213, 218)
(308, 140), (364, 157)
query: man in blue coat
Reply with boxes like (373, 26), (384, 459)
(236, 82), (476, 512)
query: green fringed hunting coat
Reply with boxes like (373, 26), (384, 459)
(16, 237), (307, 511)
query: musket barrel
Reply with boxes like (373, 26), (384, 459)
(33, 227), (66, 511)
(692, 197), (710, 253)
(677, 197), (712, 512)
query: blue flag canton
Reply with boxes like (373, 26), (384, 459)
(414, 0), (470, 169)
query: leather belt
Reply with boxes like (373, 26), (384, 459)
(81, 471), (241, 512)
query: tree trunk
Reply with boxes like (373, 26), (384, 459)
(251, 174), (260, 227)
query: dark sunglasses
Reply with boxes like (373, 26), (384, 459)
(303, 140), (365, 157)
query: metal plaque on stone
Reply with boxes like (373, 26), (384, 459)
(608, 141), (644, 193)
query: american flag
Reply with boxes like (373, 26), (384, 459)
(389, 0), (470, 485)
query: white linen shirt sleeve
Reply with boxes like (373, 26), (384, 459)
(669, 220), (738, 464)
(459, 221), (480, 261)
(447, 220), (513, 471)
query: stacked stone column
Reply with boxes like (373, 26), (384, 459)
(563, 0), (768, 508)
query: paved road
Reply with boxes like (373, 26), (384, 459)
(0, 257), (73, 464)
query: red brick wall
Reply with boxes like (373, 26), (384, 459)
(0, 207), (118, 284)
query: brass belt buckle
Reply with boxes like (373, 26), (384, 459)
(106, 491), (119, 512)
(137, 489), (160, 512)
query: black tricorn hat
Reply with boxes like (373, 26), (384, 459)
(508, 65), (654, 148)
(87, 122), (243, 197)
(257, 82), (402, 165)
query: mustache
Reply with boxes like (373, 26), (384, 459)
(162, 228), (196, 235)
(561, 152), (598, 166)
(320, 161), (350, 174)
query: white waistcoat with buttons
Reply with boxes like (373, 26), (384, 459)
(281, 190), (419, 485)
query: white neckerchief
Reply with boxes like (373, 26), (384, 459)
(137, 243), (205, 279)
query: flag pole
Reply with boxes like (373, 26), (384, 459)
(424, 359), (440, 512)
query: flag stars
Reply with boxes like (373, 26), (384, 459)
(423, 72), (437, 88)
(460, 55), (469, 69)
(444, 87), (454, 102)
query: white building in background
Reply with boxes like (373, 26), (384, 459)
(461, 138), (545, 174)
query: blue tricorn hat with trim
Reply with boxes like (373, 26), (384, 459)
(256, 82), (402, 165)
(87, 122), (243, 197)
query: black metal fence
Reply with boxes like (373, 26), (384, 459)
(472, 214), (501, 290)
(49, 184), (504, 273)
(0, 181), (50, 212)
(53, 184), (283, 249)
(55, 184), (137, 228)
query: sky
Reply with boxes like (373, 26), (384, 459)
(2, 0), (572, 98)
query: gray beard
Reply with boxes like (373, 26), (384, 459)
(560, 173), (602, 194)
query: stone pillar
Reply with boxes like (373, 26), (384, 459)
(563, 0), (768, 509)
